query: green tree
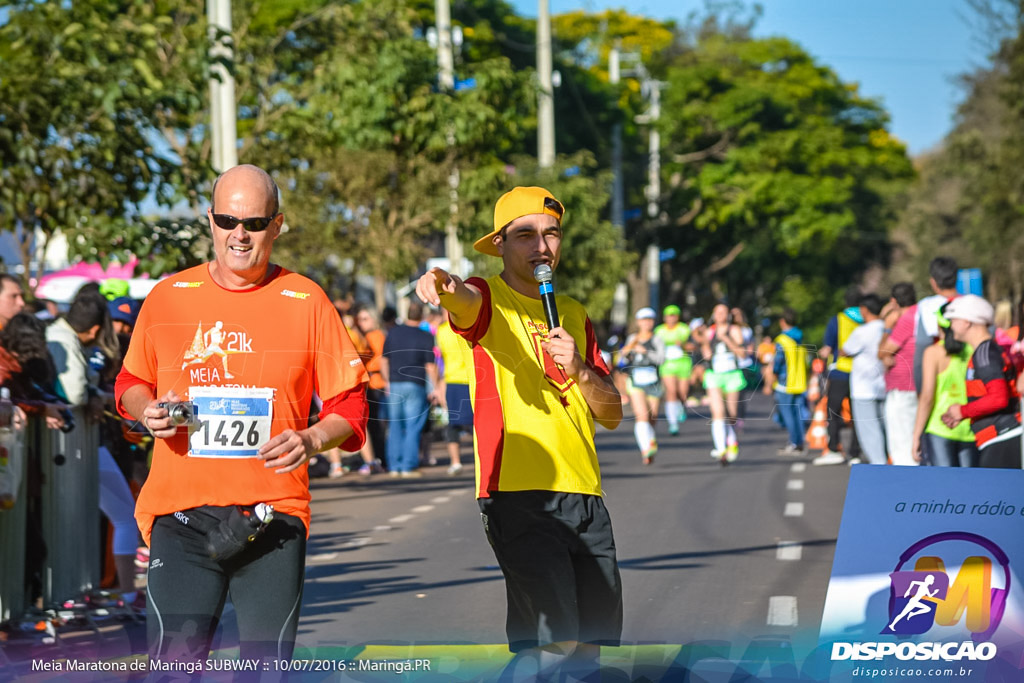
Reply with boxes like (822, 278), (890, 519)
(656, 33), (914, 328)
(0, 0), (189, 281)
(895, 0), (1024, 301)
(256, 0), (536, 307)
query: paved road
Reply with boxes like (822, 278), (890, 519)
(1, 394), (857, 681)
(291, 394), (853, 661)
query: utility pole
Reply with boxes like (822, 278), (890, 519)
(608, 42), (628, 328)
(609, 42), (624, 231)
(537, 0), (555, 168)
(645, 82), (662, 311)
(208, 0), (237, 173)
(645, 84), (661, 223)
(433, 0), (463, 275)
(434, 0), (455, 92)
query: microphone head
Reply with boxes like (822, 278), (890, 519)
(533, 264), (553, 284)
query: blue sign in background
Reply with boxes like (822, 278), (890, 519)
(820, 465), (1024, 675)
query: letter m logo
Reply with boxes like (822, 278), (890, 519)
(914, 556), (993, 635)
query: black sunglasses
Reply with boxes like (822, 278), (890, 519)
(211, 213), (278, 232)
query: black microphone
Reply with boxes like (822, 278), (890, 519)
(533, 264), (559, 331)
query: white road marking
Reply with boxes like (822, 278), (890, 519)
(308, 553), (338, 562)
(767, 596), (798, 626)
(411, 505), (435, 513)
(791, 463), (806, 473)
(450, 489), (470, 496)
(344, 537), (370, 548)
(776, 542), (803, 561)
(373, 525), (393, 532)
(389, 514), (414, 524)
(784, 502), (804, 517)
(430, 497), (451, 504)
(787, 479), (805, 491)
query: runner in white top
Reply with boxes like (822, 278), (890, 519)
(695, 304), (749, 464)
(621, 308), (666, 464)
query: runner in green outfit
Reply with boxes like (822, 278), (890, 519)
(654, 305), (692, 435)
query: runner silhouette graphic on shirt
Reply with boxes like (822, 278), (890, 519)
(182, 321), (234, 379)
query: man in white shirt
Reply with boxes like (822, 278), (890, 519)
(840, 294), (888, 465)
(913, 257), (959, 391)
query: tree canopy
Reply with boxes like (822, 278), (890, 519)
(0, 0), (925, 329)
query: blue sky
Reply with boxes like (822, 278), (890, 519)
(513, 0), (990, 155)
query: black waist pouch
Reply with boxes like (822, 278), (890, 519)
(172, 504), (272, 562)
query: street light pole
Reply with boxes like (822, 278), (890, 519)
(208, 0), (237, 173)
(537, 0), (555, 168)
(609, 42), (624, 231)
(434, 0), (463, 275)
(636, 78), (663, 312)
(435, 0), (455, 92)
(609, 42), (628, 328)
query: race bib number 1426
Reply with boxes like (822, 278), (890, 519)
(188, 386), (274, 458)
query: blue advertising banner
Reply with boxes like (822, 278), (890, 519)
(820, 465), (1024, 681)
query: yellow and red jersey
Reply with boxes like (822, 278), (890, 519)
(454, 275), (610, 499)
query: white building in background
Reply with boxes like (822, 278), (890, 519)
(0, 228), (72, 279)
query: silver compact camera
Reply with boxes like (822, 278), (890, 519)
(157, 401), (197, 427)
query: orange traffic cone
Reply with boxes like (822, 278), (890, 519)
(805, 396), (829, 451)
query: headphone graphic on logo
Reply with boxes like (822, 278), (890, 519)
(891, 532), (1010, 641)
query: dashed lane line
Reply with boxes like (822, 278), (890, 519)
(776, 542), (802, 561)
(767, 596), (798, 626)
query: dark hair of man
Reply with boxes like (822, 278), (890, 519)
(65, 293), (109, 333)
(1, 312), (49, 363)
(381, 306), (398, 325)
(70, 290), (120, 359)
(406, 301), (424, 323)
(891, 282), (917, 307)
(0, 312), (56, 386)
(929, 257), (958, 290)
(859, 293), (884, 316)
(0, 273), (21, 293)
(782, 308), (797, 327)
(843, 285), (862, 309)
(211, 168), (280, 216)
(75, 281), (102, 299)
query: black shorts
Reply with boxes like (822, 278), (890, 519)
(479, 491), (623, 652)
(147, 508), (306, 662)
(979, 436), (1022, 469)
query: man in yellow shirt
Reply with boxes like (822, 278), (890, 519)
(416, 186), (623, 679)
(436, 313), (474, 475)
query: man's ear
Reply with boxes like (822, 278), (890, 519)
(492, 234), (504, 256)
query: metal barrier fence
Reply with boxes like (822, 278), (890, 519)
(0, 408), (100, 623)
(0, 423), (26, 623)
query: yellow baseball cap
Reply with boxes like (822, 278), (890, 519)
(474, 186), (565, 256)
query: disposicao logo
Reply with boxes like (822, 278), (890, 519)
(831, 531), (1007, 662)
